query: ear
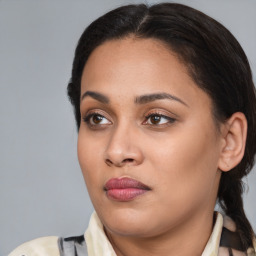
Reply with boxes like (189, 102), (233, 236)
(218, 112), (247, 172)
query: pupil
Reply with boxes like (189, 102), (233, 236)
(151, 115), (160, 124)
(93, 115), (102, 124)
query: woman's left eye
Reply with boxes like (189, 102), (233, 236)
(144, 113), (176, 125)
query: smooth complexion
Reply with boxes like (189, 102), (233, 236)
(77, 37), (246, 256)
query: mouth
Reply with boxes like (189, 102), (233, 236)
(104, 177), (151, 202)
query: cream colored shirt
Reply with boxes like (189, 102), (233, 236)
(9, 211), (256, 256)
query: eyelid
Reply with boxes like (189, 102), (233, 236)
(144, 109), (177, 119)
(146, 107), (178, 117)
(83, 109), (112, 120)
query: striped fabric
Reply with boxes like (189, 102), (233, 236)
(218, 215), (256, 256)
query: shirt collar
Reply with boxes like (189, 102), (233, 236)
(85, 211), (117, 256)
(201, 212), (223, 256)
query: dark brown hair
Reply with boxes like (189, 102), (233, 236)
(67, 3), (256, 248)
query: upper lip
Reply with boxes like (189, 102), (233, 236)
(104, 177), (151, 191)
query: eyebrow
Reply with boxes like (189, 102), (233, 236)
(81, 91), (109, 104)
(81, 91), (188, 107)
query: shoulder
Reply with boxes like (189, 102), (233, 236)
(8, 236), (59, 256)
(253, 237), (256, 250)
(246, 237), (256, 256)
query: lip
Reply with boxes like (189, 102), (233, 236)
(104, 177), (151, 202)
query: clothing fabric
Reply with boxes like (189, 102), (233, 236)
(58, 235), (87, 256)
(9, 211), (256, 256)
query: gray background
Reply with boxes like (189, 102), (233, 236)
(1, 0), (255, 255)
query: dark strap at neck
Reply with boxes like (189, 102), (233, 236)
(220, 227), (246, 251)
(58, 235), (88, 256)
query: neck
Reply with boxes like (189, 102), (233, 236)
(105, 210), (216, 256)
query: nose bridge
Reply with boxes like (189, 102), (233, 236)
(104, 119), (143, 167)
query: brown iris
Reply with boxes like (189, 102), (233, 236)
(92, 115), (103, 124)
(150, 115), (161, 124)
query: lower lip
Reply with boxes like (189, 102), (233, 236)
(106, 188), (148, 201)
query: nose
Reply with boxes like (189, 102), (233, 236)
(104, 123), (144, 168)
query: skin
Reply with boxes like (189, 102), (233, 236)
(77, 37), (245, 256)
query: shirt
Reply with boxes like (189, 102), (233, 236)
(8, 211), (256, 256)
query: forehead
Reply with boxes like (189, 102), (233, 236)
(80, 37), (211, 110)
(82, 37), (183, 84)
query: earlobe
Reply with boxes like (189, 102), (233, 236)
(218, 112), (247, 172)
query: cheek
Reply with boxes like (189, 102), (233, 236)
(146, 123), (220, 205)
(77, 131), (111, 215)
(77, 131), (104, 188)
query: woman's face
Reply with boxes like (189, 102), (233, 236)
(78, 38), (223, 237)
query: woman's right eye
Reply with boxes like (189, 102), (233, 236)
(83, 113), (111, 127)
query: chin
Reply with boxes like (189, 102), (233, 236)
(98, 207), (162, 238)
(105, 220), (152, 238)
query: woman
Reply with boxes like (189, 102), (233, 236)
(9, 3), (256, 256)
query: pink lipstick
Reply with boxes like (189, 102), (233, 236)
(104, 177), (151, 201)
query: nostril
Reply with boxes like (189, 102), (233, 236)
(105, 158), (134, 167)
(105, 159), (113, 166)
(124, 158), (134, 163)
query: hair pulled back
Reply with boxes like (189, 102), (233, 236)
(67, 3), (256, 248)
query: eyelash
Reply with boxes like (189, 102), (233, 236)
(82, 111), (176, 129)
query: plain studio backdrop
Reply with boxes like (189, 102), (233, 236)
(0, 0), (255, 255)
